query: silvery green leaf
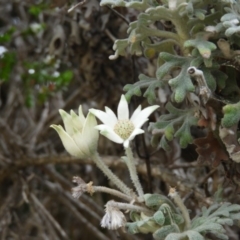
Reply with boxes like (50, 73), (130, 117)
(216, 218), (233, 226)
(153, 210), (165, 226)
(193, 222), (224, 233)
(130, 211), (141, 222)
(126, 222), (140, 234)
(137, 218), (159, 234)
(186, 230), (204, 240)
(221, 13), (238, 21)
(144, 193), (176, 211)
(208, 231), (228, 240)
(225, 26), (240, 37)
(164, 232), (186, 240)
(153, 224), (179, 240)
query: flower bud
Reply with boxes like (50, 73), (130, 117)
(51, 106), (99, 158)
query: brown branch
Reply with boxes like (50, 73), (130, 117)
(0, 154), (210, 204)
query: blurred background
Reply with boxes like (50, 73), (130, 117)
(1, 0), (240, 240)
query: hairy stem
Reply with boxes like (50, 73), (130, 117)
(94, 186), (133, 202)
(107, 201), (153, 215)
(125, 146), (144, 198)
(169, 188), (191, 230)
(92, 152), (135, 197)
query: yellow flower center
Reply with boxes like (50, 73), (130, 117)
(114, 119), (135, 140)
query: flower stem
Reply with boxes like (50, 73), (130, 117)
(107, 201), (153, 215)
(94, 186), (133, 202)
(125, 146), (144, 198)
(92, 152), (135, 197)
(169, 188), (191, 230)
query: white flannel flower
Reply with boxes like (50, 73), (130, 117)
(90, 95), (159, 148)
(51, 106), (99, 158)
(101, 201), (126, 230)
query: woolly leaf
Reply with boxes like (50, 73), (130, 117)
(153, 210), (165, 226)
(130, 211), (141, 222)
(195, 9), (207, 20)
(157, 53), (196, 102)
(184, 38), (216, 59)
(137, 217), (159, 234)
(144, 193), (176, 211)
(165, 232), (186, 240)
(124, 74), (164, 103)
(221, 13), (237, 22)
(153, 225), (179, 240)
(191, 202), (240, 238)
(193, 222), (224, 233)
(186, 230), (205, 240)
(100, 0), (151, 11)
(169, 67), (195, 103)
(164, 213), (184, 226)
(209, 231), (228, 240)
(110, 39), (128, 59)
(126, 222), (140, 234)
(221, 101), (240, 127)
(149, 102), (198, 150)
(146, 5), (173, 21)
(143, 40), (175, 60)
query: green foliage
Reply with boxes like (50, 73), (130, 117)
(184, 35), (216, 59)
(127, 197), (240, 239)
(149, 103), (198, 150)
(126, 194), (183, 236)
(221, 101), (240, 127)
(100, 0), (153, 11)
(190, 203), (240, 238)
(153, 210), (165, 225)
(153, 224), (179, 240)
(0, 27), (15, 44)
(0, 52), (16, 81)
(220, 1), (240, 37)
(157, 53), (196, 102)
(22, 61), (73, 107)
(28, 3), (49, 16)
(124, 74), (164, 104)
(165, 230), (205, 240)
(99, 0), (240, 238)
(144, 193), (177, 211)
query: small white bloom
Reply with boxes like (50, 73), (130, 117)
(90, 95), (159, 148)
(44, 54), (54, 64)
(101, 200), (126, 230)
(30, 22), (42, 33)
(0, 46), (7, 57)
(51, 106), (99, 158)
(52, 71), (60, 77)
(28, 69), (35, 74)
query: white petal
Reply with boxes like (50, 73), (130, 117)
(95, 124), (124, 144)
(105, 107), (118, 124)
(50, 125), (85, 157)
(70, 109), (84, 132)
(78, 105), (86, 123)
(71, 127), (90, 156)
(59, 110), (75, 135)
(128, 128), (145, 141)
(131, 105), (159, 128)
(89, 108), (117, 128)
(82, 112), (99, 154)
(130, 105), (142, 123)
(117, 95), (129, 120)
